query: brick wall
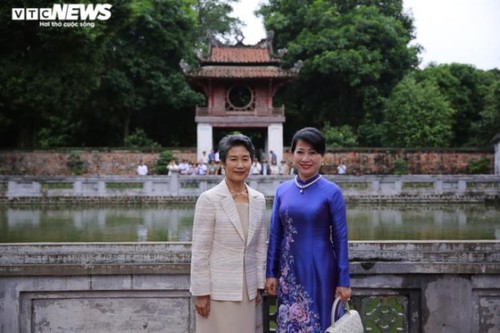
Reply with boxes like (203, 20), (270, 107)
(0, 148), (493, 176)
(320, 149), (493, 175)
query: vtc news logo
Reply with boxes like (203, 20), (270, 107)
(11, 3), (112, 28)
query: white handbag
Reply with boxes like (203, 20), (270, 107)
(325, 297), (364, 333)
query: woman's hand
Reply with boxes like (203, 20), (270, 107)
(195, 295), (210, 318)
(335, 286), (352, 303)
(265, 278), (277, 296)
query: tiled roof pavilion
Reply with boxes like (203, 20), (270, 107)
(183, 36), (302, 80)
(181, 33), (301, 165)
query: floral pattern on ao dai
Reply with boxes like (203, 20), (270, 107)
(266, 175), (350, 333)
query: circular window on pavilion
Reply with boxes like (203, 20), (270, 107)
(226, 84), (255, 111)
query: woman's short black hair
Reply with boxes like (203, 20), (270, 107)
(291, 127), (326, 155)
(217, 134), (255, 162)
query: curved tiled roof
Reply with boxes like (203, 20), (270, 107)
(206, 46), (278, 64)
(185, 40), (301, 79)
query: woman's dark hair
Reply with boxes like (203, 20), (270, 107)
(217, 134), (255, 162)
(291, 127), (326, 155)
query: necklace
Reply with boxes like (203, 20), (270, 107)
(294, 175), (322, 194)
(230, 189), (248, 196)
(226, 179), (248, 196)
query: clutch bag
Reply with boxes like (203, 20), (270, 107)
(325, 297), (364, 333)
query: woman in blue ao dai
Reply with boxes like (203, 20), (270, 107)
(265, 127), (352, 332)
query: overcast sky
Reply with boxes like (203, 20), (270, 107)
(232, 0), (500, 70)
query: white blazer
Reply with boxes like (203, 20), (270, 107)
(190, 180), (267, 301)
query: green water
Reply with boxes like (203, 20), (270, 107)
(0, 203), (498, 242)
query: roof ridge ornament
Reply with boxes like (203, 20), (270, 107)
(291, 60), (303, 73)
(266, 30), (274, 43)
(276, 48), (287, 58)
(195, 48), (204, 60)
(235, 29), (244, 45)
(179, 59), (191, 74)
(266, 30), (275, 55)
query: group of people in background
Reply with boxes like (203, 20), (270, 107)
(161, 150), (299, 177)
(138, 149), (348, 177)
(167, 159), (220, 176)
(190, 127), (352, 333)
(250, 157), (292, 176)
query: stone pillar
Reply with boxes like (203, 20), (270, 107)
(197, 123), (213, 162)
(494, 135), (500, 175)
(74, 180), (82, 196)
(97, 180), (106, 196)
(143, 179), (153, 195)
(169, 169), (179, 195)
(267, 123), (283, 163)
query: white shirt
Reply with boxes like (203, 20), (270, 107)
(337, 164), (346, 175)
(137, 164), (148, 176)
(250, 161), (262, 175)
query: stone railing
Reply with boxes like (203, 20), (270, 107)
(1, 174), (499, 204)
(0, 241), (498, 332)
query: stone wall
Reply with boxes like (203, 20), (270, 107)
(0, 148), (493, 176)
(1, 242), (499, 333)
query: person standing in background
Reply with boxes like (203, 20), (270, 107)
(208, 149), (216, 163)
(167, 159), (179, 175)
(190, 134), (268, 333)
(250, 159), (262, 175)
(270, 160), (280, 175)
(201, 151), (209, 165)
(337, 161), (347, 175)
(137, 160), (148, 176)
(278, 160), (289, 175)
(261, 159), (271, 176)
(269, 150), (277, 165)
(265, 127), (352, 332)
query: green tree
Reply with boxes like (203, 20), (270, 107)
(1, 0), (239, 148)
(467, 158), (491, 174)
(323, 123), (357, 147)
(381, 75), (454, 147)
(258, 0), (419, 144)
(155, 150), (175, 174)
(470, 72), (500, 146)
(66, 152), (85, 176)
(124, 128), (160, 148)
(0, 0), (114, 147)
(414, 64), (488, 147)
(194, 0), (243, 45)
(88, 0), (202, 145)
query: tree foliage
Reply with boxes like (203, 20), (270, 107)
(0, 0), (111, 147)
(381, 75), (454, 147)
(413, 64), (488, 146)
(194, 0), (243, 46)
(470, 73), (500, 146)
(155, 150), (175, 174)
(124, 128), (160, 148)
(259, 0), (419, 144)
(322, 123), (357, 147)
(0, 0), (226, 148)
(0, 0), (498, 150)
(87, 0), (203, 145)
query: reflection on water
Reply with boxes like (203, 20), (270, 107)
(0, 203), (498, 242)
(346, 203), (499, 241)
(1, 206), (195, 243)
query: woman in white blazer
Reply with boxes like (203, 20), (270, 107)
(190, 134), (267, 333)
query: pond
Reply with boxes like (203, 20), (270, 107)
(0, 203), (498, 243)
